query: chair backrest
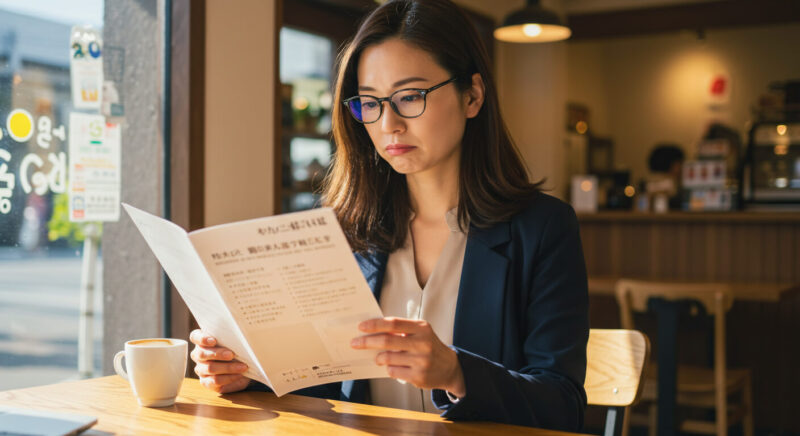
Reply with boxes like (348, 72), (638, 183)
(614, 278), (734, 425)
(585, 328), (650, 408)
(615, 279), (733, 330)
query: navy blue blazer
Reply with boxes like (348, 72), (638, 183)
(252, 193), (589, 431)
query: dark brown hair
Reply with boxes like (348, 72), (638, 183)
(322, 0), (542, 254)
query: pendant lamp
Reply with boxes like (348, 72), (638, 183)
(494, 0), (571, 43)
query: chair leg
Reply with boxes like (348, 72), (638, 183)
(717, 403), (727, 436)
(621, 407), (630, 436)
(648, 404), (658, 436)
(743, 373), (754, 436)
(605, 407), (626, 436)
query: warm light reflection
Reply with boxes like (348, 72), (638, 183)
(293, 96), (309, 110)
(624, 185), (636, 197)
(494, 23), (571, 42)
(576, 121), (588, 134)
(775, 144), (788, 156)
(777, 124), (788, 136)
(775, 177), (788, 188)
(523, 24), (542, 37)
(581, 180), (593, 192)
(319, 92), (332, 110)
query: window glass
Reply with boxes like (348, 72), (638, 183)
(280, 27), (335, 212)
(0, 0), (105, 390)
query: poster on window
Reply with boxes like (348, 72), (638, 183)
(68, 113), (120, 222)
(70, 26), (104, 110)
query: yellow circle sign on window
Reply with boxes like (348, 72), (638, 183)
(7, 109), (34, 143)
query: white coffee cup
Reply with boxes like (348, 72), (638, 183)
(113, 338), (188, 407)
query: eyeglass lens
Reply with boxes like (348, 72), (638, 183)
(347, 89), (425, 123)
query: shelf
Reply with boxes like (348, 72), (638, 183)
(576, 210), (800, 223)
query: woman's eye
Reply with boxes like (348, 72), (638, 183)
(400, 94), (421, 103)
(362, 101), (379, 109)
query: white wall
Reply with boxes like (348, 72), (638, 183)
(456, 0), (571, 199)
(205, 0), (277, 225)
(568, 23), (800, 184)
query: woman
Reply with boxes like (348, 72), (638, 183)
(190, 0), (589, 430)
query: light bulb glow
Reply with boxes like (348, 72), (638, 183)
(624, 185), (636, 197)
(523, 24), (542, 37)
(777, 124), (787, 136)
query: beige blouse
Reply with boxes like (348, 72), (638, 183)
(369, 208), (467, 413)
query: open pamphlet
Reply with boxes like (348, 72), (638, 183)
(122, 203), (387, 396)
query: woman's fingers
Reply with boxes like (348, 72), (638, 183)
(351, 332), (432, 353)
(358, 317), (428, 335)
(189, 329), (217, 347)
(375, 350), (413, 367)
(194, 360), (248, 377)
(190, 329), (250, 395)
(199, 373), (251, 394)
(351, 333), (410, 351)
(190, 346), (235, 363)
(217, 376), (252, 394)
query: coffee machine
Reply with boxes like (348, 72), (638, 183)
(742, 122), (800, 204)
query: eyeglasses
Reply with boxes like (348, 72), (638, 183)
(342, 76), (458, 124)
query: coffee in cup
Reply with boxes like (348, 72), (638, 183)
(113, 338), (187, 407)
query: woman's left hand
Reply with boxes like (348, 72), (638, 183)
(350, 317), (466, 397)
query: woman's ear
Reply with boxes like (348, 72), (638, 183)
(464, 73), (485, 119)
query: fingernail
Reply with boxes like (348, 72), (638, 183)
(204, 337), (215, 346)
(350, 338), (361, 348)
(222, 351), (233, 359)
(235, 363), (248, 371)
(358, 322), (367, 331)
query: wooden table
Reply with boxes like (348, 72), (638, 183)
(588, 276), (799, 302)
(0, 376), (587, 435)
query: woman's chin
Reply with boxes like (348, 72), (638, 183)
(385, 160), (422, 175)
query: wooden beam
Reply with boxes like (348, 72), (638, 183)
(284, 0), (373, 45)
(568, 0), (800, 40)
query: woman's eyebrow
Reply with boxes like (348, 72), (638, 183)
(358, 76), (428, 92)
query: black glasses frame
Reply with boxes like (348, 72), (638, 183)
(342, 76), (458, 124)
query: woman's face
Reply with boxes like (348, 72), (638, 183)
(355, 38), (482, 177)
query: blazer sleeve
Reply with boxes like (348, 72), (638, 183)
(431, 202), (589, 432)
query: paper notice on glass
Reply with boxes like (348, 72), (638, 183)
(70, 26), (103, 110)
(69, 113), (121, 222)
(122, 204), (387, 396)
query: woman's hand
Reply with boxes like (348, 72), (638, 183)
(189, 329), (251, 394)
(350, 317), (466, 397)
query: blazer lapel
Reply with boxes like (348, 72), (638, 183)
(452, 222), (511, 362)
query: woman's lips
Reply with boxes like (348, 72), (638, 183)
(385, 144), (417, 156)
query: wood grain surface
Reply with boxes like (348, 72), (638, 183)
(585, 329), (649, 408)
(0, 376), (589, 435)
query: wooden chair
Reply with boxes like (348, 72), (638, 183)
(615, 279), (754, 436)
(586, 328), (650, 436)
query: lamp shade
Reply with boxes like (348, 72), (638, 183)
(494, 0), (571, 43)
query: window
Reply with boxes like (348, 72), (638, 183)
(279, 27), (335, 212)
(0, 1), (105, 390)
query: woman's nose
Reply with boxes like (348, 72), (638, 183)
(380, 101), (405, 134)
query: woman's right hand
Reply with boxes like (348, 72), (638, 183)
(189, 329), (252, 393)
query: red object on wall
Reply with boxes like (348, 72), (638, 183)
(710, 76), (727, 96)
